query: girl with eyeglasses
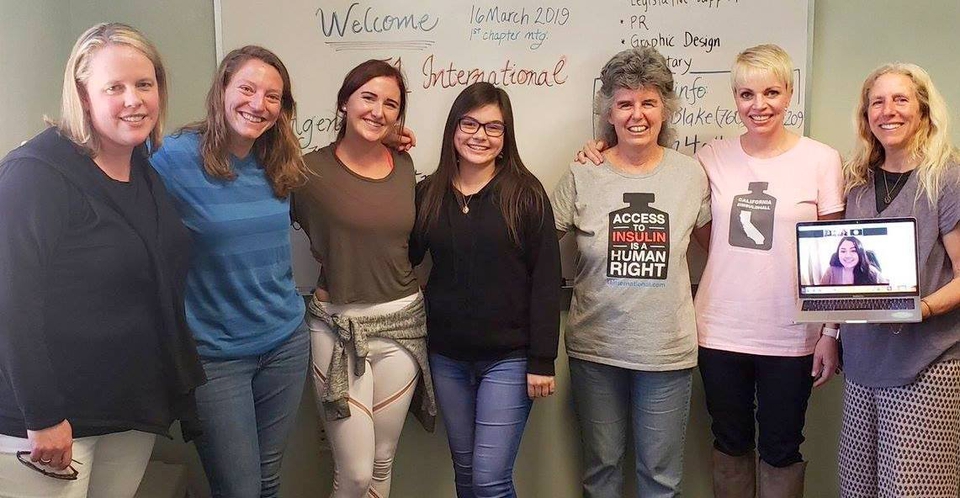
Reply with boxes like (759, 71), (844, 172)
(410, 81), (561, 497)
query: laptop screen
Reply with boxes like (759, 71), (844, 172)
(796, 218), (919, 297)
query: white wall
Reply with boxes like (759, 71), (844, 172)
(808, 1), (960, 151)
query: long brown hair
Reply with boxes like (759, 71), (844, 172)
(416, 82), (546, 246)
(181, 45), (304, 197)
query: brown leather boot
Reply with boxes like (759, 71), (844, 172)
(757, 460), (806, 498)
(712, 448), (756, 498)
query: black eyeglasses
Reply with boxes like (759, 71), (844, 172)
(458, 117), (506, 137)
(16, 451), (82, 481)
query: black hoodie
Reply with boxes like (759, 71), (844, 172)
(0, 128), (205, 438)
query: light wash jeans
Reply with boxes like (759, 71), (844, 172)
(569, 358), (693, 498)
(193, 320), (309, 498)
(430, 354), (533, 498)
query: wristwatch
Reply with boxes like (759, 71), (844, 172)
(822, 326), (840, 340)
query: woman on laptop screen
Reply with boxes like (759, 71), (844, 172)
(819, 236), (887, 285)
(838, 63), (960, 496)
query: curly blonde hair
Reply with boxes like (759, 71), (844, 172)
(844, 63), (959, 205)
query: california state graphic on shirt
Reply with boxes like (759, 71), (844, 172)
(728, 181), (777, 251)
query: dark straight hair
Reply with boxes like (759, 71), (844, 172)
(415, 81), (546, 246)
(829, 236), (877, 284)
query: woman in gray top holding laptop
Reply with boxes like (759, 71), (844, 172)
(837, 62), (960, 498)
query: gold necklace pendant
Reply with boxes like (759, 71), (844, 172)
(454, 179), (474, 215)
(882, 169), (907, 204)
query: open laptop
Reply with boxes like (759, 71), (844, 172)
(795, 217), (921, 323)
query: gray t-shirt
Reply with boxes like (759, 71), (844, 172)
(552, 148), (711, 371)
(842, 165), (960, 387)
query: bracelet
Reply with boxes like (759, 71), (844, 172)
(822, 326), (840, 339)
(921, 298), (933, 317)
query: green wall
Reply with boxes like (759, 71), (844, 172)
(2, 1), (958, 496)
(0, 0), (69, 154)
(0, 0), (215, 153)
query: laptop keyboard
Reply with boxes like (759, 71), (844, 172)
(802, 298), (915, 311)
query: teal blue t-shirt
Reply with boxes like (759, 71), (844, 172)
(151, 131), (304, 358)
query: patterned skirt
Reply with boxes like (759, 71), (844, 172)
(838, 360), (960, 497)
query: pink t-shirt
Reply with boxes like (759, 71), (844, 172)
(694, 136), (845, 356)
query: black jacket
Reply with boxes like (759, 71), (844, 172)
(0, 128), (205, 438)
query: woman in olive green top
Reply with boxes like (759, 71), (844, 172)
(291, 60), (434, 498)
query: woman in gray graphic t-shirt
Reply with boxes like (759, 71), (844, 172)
(552, 46), (710, 498)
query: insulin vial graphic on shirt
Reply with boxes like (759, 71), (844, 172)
(607, 193), (669, 279)
(728, 182), (776, 251)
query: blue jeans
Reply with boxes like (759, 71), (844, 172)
(569, 358), (693, 498)
(193, 321), (309, 498)
(430, 354), (533, 498)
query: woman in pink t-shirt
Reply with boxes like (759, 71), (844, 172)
(578, 44), (844, 498)
(693, 44), (844, 498)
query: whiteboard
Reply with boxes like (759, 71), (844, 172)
(215, 0), (812, 287)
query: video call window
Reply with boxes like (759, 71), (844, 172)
(797, 223), (918, 294)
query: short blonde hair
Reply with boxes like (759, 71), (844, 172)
(844, 63), (959, 204)
(730, 44), (794, 93)
(56, 23), (167, 156)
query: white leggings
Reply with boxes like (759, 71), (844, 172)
(0, 430), (155, 498)
(309, 294), (420, 498)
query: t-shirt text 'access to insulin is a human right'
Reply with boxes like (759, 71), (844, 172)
(552, 149), (710, 371)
